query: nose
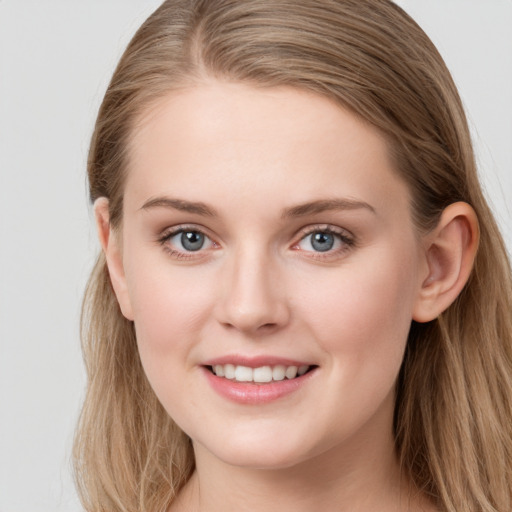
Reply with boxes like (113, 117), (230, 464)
(216, 246), (290, 335)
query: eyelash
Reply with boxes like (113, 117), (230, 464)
(157, 224), (355, 261)
(157, 225), (217, 260)
(292, 225), (355, 260)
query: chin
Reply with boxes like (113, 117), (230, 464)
(192, 425), (329, 471)
(210, 447), (308, 471)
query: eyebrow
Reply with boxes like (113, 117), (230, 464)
(282, 198), (376, 218)
(140, 197), (217, 216)
(140, 196), (376, 218)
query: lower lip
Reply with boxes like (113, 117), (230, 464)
(202, 367), (316, 405)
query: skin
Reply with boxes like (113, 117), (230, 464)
(96, 81), (478, 511)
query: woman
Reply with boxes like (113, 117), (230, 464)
(73, 1), (512, 511)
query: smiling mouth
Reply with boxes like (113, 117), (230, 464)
(208, 364), (315, 383)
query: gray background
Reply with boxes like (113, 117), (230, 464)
(0, 1), (510, 510)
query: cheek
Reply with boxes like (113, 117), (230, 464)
(296, 245), (418, 372)
(124, 261), (219, 416)
(124, 255), (215, 360)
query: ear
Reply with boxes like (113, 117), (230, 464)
(413, 202), (479, 323)
(94, 198), (134, 321)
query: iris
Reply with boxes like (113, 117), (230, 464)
(181, 231), (205, 251)
(311, 232), (335, 252)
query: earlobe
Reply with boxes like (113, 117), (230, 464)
(93, 198), (134, 321)
(413, 202), (479, 323)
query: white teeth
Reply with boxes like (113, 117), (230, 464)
(272, 365), (286, 381)
(234, 365), (253, 382)
(224, 364), (236, 379)
(211, 364), (311, 383)
(253, 366), (273, 383)
(285, 366), (298, 379)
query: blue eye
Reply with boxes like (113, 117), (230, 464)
(160, 228), (216, 255)
(178, 231), (206, 251)
(297, 229), (352, 254)
(310, 232), (335, 252)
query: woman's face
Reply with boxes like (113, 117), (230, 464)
(110, 81), (429, 469)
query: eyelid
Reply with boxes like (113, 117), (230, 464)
(294, 224), (354, 242)
(157, 224), (220, 259)
(291, 224), (356, 258)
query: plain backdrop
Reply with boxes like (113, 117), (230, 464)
(0, 1), (510, 511)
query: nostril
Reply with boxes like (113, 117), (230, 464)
(220, 321), (279, 335)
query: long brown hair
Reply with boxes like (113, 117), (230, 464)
(74, 1), (512, 511)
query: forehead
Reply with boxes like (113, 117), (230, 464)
(125, 81), (410, 219)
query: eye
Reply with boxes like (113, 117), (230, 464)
(306, 232), (337, 252)
(173, 230), (207, 251)
(294, 227), (354, 256)
(158, 226), (218, 258)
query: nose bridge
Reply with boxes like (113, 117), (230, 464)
(218, 241), (289, 334)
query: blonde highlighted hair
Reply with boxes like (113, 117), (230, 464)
(74, 1), (512, 511)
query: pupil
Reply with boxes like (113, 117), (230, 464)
(181, 231), (204, 251)
(311, 232), (334, 252)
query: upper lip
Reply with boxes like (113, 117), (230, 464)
(202, 355), (315, 368)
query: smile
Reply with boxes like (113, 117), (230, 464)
(210, 364), (311, 383)
(203, 358), (318, 404)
